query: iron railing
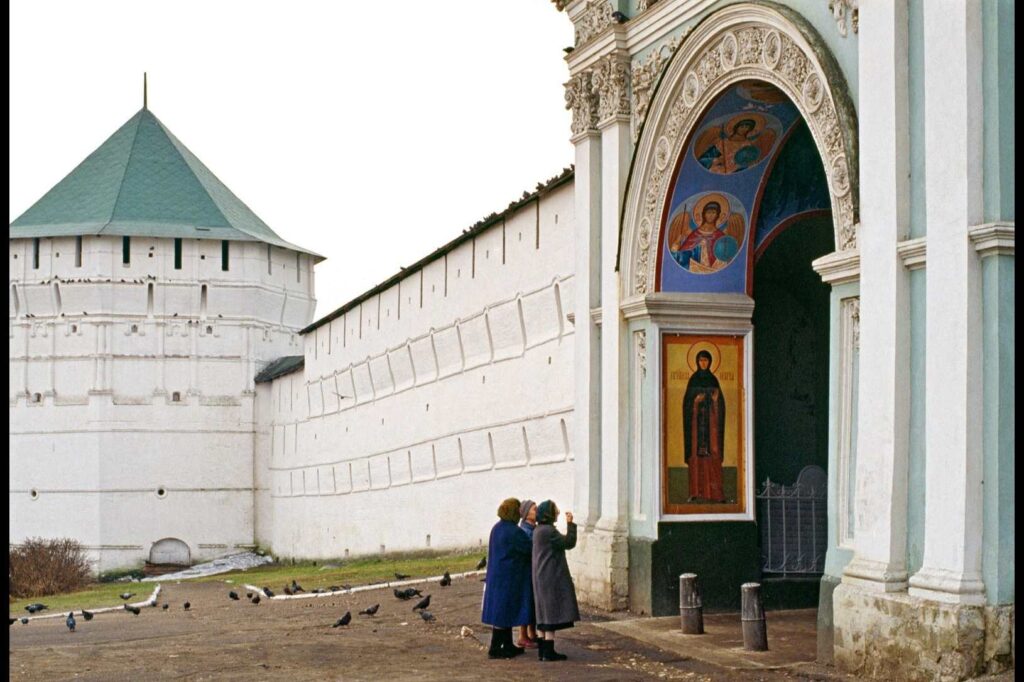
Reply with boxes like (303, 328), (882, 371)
(756, 465), (827, 575)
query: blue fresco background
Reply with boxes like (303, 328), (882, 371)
(659, 82), (830, 294)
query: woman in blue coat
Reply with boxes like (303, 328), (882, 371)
(481, 497), (534, 659)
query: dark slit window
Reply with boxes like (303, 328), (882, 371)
(221, 240), (229, 271)
(174, 238), (182, 269)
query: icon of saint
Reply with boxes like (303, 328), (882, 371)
(682, 349), (725, 502)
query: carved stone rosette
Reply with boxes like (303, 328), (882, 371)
(828, 0), (859, 37)
(631, 36), (681, 142)
(592, 54), (632, 124)
(574, 0), (615, 46)
(565, 70), (599, 136)
(620, 4), (860, 298)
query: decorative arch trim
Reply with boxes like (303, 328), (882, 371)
(620, 2), (859, 299)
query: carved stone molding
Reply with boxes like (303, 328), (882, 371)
(828, 0), (859, 37)
(631, 36), (681, 142)
(574, 0), (615, 47)
(635, 330), (647, 378)
(592, 54), (632, 124)
(565, 70), (599, 136)
(968, 222), (1015, 258)
(620, 4), (860, 298)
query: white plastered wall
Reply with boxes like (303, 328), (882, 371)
(257, 182), (577, 559)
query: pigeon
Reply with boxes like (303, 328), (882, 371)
(359, 604), (380, 616)
(476, 557), (487, 570)
(81, 610), (94, 621)
(394, 589), (411, 601)
(9, 618), (15, 626)
(162, 604), (169, 611)
(119, 592), (135, 601)
(251, 594), (261, 605)
(612, 10), (628, 23)
(25, 603), (47, 614)
(66, 612), (76, 632)
(263, 587), (274, 598)
(283, 585), (293, 595)
(405, 588), (423, 598)
(20, 617), (28, 625)
(419, 610), (436, 622)
(332, 611), (352, 628)
(291, 580), (305, 593)
(394, 573), (411, 580)
(228, 591), (240, 600)
(440, 571), (452, 587)
(126, 605), (141, 616)
(245, 592), (253, 599)
(312, 588), (325, 594)
(183, 602), (191, 610)
(412, 595), (431, 611)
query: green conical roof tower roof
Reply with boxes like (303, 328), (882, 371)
(10, 107), (323, 260)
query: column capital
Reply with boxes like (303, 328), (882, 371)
(565, 70), (599, 138)
(968, 221), (1014, 258)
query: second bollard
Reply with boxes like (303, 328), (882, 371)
(740, 582), (768, 651)
(679, 573), (704, 634)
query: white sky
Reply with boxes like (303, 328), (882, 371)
(9, 0), (574, 318)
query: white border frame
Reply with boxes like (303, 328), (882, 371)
(656, 326), (756, 523)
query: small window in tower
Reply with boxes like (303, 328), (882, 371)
(70, 324), (78, 334)
(32, 393), (41, 403)
(75, 236), (83, 267)
(174, 238), (182, 269)
(122, 236), (131, 265)
(296, 252), (301, 282)
(206, 325), (213, 335)
(32, 238), (40, 269)
(131, 323), (138, 334)
(171, 391), (181, 402)
(221, 240), (229, 271)
(267, 244), (273, 275)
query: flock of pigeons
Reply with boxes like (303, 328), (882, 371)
(11, 557), (487, 634)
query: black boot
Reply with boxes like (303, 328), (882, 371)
(500, 628), (525, 657)
(537, 639), (548, 661)
(540, 638), (568, 661)
(488, 628), (509, 659)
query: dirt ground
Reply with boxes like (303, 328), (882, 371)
(9, 577), (859, 681)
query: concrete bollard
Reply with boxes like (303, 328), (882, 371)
(740, 582), (768, 651)
(678, 573), (704, 634)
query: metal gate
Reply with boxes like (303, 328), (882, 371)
(756, 465), (827, 575)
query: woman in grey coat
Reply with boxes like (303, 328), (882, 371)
(531, 499), (579, 661)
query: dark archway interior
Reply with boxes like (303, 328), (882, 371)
(649, 108), (835, 616)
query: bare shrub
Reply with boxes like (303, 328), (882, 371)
(9, 538), (92, 598)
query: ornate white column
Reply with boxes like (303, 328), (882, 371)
(567, 68), (603, 529)
(593, 52), (632, 535)
(908, 0), (986, 605)
(840, 0), (911, 593)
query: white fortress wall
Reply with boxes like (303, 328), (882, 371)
(260, 178), (577, 559)
(10, 235), (316, 571)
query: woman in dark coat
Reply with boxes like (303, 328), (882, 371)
(481, 497), (533, 659)
(531, 499), (579, 661)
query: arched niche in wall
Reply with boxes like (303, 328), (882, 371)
(149, 537), (191, 566)
(620, 2), (859, 300)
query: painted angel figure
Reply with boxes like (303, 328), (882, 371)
(695, 113), (777, 174)
(667, 193), (745, 274)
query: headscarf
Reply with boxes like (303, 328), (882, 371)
(519, 499), (536, 522)
(535, 500), (558, 525)
(497, 497), (521, 523)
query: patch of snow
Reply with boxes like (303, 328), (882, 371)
(141, 552), (273, 582)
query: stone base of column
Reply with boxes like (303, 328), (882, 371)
(833, 583), (1015, 680)
(567, 525), (629, 611)
(908, 566), (987, 605)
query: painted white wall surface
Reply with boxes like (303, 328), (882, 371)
(9, 236), (316, 572)
(256, 182), (577, 559)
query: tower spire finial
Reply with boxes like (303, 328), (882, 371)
(143, 72), (148, 109)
